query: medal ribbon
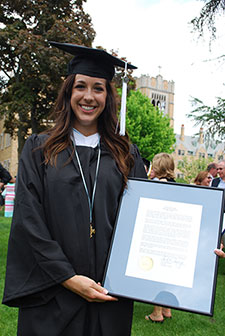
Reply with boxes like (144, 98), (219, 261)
(74, 139), (101, 230)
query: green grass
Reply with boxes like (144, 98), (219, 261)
(132, 253), (225, 335)
(0, 212), (18, 336)
(0, 211), (225, 335)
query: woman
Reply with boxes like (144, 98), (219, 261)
(194, 171), (212, 186)
(150, 152), (175, 183)
(2, 177), (16, 217)
(3, 42), (147, 336)
(145, 152), (175, 323)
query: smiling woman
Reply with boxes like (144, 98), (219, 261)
(2, 42), (147, 336)
(71, 74), (107, 135)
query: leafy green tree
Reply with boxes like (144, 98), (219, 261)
(126, 90), (176, 161)
(0, 0), (95, 156)
(188, 1), (225, 142)
(187, 97), (225, 141)
(177, 156), (212, 184)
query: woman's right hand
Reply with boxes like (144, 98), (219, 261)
(62, 275), (118, 303)
(214, 248), (225, 258)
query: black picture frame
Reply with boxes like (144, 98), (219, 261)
(103, 178), (225, 316)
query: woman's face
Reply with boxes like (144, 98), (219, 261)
(71, 74), (107, 135)
(149, 168), (155, 179)
(201, 174), (212, 186)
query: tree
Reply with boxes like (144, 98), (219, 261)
(191, 0), (225, 44)
(0, 0), (95, 156)
(177, 156), (212, 184)
(188, 1), (225, 141)
(187, 96), (225, 141)
(126, 90), (176, 161)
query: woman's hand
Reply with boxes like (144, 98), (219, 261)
(214, 248), (225, 258)
(62, 275), (118, 303)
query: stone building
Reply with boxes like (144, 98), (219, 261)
(135, 73), (175, 127)
(172, 124), (225, 179)
(0, 118), (18, 178)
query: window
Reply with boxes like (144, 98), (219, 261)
(188, 151), (194, 156)
(178, 149), (185, 156)
(199, 152), (205, 158)
(218, 155), (223, 160)
(208, 153), (213, 158)
(178, 160), (184, 167)
(177, 173), (184, 179)
(3, 159), (10, 171)
(5, 133), (11, 148)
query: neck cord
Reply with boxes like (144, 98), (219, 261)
(73, 137), (101, 237)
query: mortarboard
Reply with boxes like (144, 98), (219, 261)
(49, 41), (137, 81)
(49, 41), (137, 135)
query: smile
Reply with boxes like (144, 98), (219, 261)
(80, 105), (96, 111)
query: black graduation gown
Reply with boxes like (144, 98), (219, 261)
(2, 134), (147, 336)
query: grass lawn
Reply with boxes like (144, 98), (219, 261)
(0, 210), (225, 335)
(0, 211), (18, 336)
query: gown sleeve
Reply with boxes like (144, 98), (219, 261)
(2, 134), (76, 308)
(130, 144), (148, 179)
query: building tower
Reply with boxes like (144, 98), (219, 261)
(135, 72), (175, 128)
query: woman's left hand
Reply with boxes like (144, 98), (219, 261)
(62, 275), (118, 303)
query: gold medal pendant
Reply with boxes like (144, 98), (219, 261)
(90, 223), (96, 238)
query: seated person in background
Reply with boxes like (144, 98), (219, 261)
(194, 171), (212, 186)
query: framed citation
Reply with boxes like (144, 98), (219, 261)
(103, 178), (225, 316)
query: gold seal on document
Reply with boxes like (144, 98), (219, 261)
(139, 256), (153, 271)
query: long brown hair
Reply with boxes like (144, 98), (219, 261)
(42, 74), (134, 187)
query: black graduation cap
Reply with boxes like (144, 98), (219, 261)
(49, 41), (137, 80)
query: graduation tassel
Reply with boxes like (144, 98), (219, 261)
(119, 62), (128, 136)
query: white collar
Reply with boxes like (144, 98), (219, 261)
(72, 128), (100, 148)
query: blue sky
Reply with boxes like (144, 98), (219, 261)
(84, 0), (225, 136)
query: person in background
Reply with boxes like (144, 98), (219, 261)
(149, 167), (156, 180)
(194, 171), (212, 186)
(212, 160), (225, 188)
(150, 152), (175, 183)
(3, 41), (147, 336)
(207, 162), (218, 186)
(0, 163), (12, 189)
(145, 152), (175, 323)
(142, 157), (151, 178)
(2, 177), (16, 217)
